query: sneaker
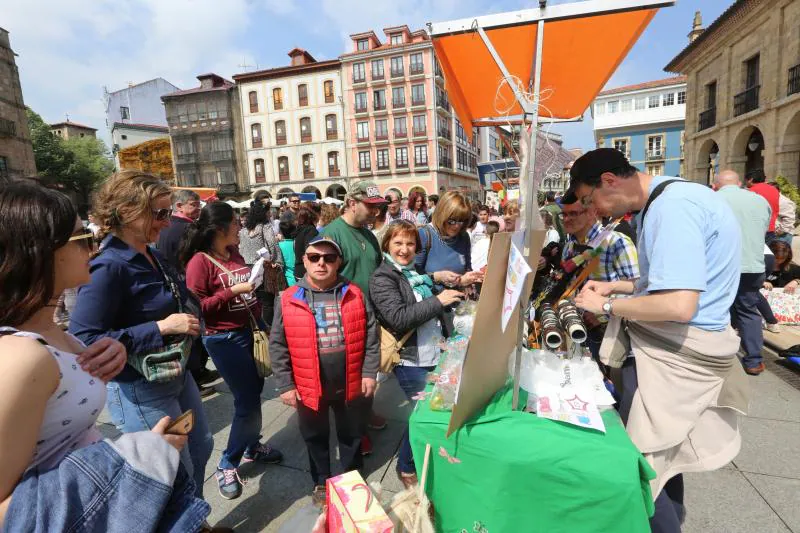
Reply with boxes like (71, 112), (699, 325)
(361, 434), (373, 456)
(241, 442), (283, 464)
(368, 412), (387, 430)
(745, 362), (766, 376)
(215, 468), (243, 500)
(199, 522), (234, 533)
(765, 323), (781, 333)
(312, 485), (327, 507)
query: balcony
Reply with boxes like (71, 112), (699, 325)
(789, 64), (800, 97)
(301, 133), (312, 143)
(252, 139), (262, 148)
(353, 75), (366, 85)
(646, 149), (665, 161)
(375, 133), (389, 142)
(278, 171), (289, 182)
(392, 99), (406, 109)
(326, 130), (338, 141)
(303, 169), (314, 179)
(374, 102), (387, 112)
(276, 134), (287, 146)
(698, 108), (716, 131)
(391, 69), (404, 79)
(354, 105), (368, 115)
(409, 64), (424, 76)
(394, 129), (408, 139)
(436, 98), (451, 113)
(413, 128), (427, 138)
(329, 167), (340, 177)
(254, 173), (266, 183)
(411, 98), (425, 108)
(359, 166), (371, 173)
(372, 71), (385, 82)
(733, 85), (759, 117)
(176, 153), (197, 165)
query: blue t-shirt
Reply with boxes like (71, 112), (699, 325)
(415, 224), (471, 275)
(634, 176), (741, 331)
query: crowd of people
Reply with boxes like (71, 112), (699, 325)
(1, 148), (792, 531)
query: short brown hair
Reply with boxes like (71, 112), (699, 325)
(319, 204), (339, 227)
(431, 191), (471, 234)
(92, 170), (172, 242)
(380, 220), (421, 253)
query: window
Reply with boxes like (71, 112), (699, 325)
(411, 84), (425, 105)
(391, 56), (404, 77)
(648, 95), (660, 108)
(414, 144), (428, 166)
(634, 96), (646, 110)
(647, 135), (663, 158)
(594, 102), (605, 115)
(390, 34), (403, 46)
(120, 106), (130, 120)
(248, 92), (258, 113)
(357, 39), (369, 51)
(376, 149), (389, 170)
(410, 53), (424, 74)
(278, 156), (289, 180)
(394, 116), (407, 137)
(328, 152), (340, 176)
(621, 99), (632, 112)
(663, 93), (675, 106)
(325, 114), (338, 140)
(272, 88), (283, 110)
(438, 144), (452, 169)
(357, 121), (369, 141)
(372, 59), (384, 79)
(251, 123), (262, 148)
(303, 154), (314, 178)
(254, 158), (265, 183)
(706, 81), (717, 109)
(608, 100), (619, 113)
(298, 84), (308, 106)
(354, 92), (367, 113)
(396, 147), (408, 168)
(375, 119), (388, 140)
(413, 114), (426, 135)
(275, 120), (286, 145)
(646, 163), (663, 176)
(324, 80), (334, 103)
(373, 89), (386, 110)
(744, 54), (760, 89)
(613, 138), (628, 156)
(353, 62), (366, 83)
(299, 117), (311, 142)
(677, 91), (686, 105)
(358, 150), (371, 171)
(392, 86), (405, 108)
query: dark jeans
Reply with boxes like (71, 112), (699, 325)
(758, 254), (777, 325)
(730, 272), (766, 369)
(394, 365), (436, 475)
(187, 339), (210, 383)
(202, 327), (265, 469)
(256, 288), (276, 331)
(296, 392), (367, 486)
(619, 359), (684, 533)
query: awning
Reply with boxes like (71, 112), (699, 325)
(172, 186), (218, 201)
(430, 0), (672, 139)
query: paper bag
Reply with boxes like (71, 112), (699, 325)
(326, 471), (394, 533)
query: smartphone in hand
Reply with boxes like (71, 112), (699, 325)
(165, 410), (194, 435)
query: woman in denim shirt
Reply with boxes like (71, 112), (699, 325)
(69, 171), (213, 499)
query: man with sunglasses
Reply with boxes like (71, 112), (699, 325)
(270, 236), (379, 505)
(564, 148), (747, 533)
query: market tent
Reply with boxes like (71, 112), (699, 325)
(172, 186), (218, 201)
(430, 1), (671, 139)
(320, 197), (343, 205)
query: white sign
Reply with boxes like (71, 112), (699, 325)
(501, 242), (532, 332)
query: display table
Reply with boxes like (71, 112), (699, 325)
(410, 382), (655, 533)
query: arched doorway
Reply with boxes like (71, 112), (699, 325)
(732, 125), (766, 182)
(779, 110), (800, 184)
(325, 184), (346, 200)
(696, 138), (720, 184)
(385, 187), (403, 199)
(251, 188), (271, 200)
(302, 186), (321, 199)
(277, 187), (295, 199)
(408, 185), (428, 196)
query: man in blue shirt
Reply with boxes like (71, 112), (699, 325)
(563, 148), (743, 533)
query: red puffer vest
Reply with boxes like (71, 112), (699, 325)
(280, 283), (367, 411)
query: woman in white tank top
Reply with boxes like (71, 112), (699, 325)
(0, 182), (187, 526)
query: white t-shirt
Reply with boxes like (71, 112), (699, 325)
(472, 238), (491, 271)
(545, 228), (560, 246)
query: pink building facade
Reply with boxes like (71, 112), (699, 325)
(340, 26), (480, 200)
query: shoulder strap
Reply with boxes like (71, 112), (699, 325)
(639, 179), (699, 223)
(397, 329), (415, 348)
(150, 247), (184, 313)
(424, 225), (433, 255)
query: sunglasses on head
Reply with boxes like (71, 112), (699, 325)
(152, 208), (173, 221)
(446, 218), (466, 226)
(68, 229), (96, 251)
(306, 252), (339, 264)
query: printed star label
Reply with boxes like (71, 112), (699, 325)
(564, 394), (589, 411)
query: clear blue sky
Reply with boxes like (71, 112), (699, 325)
(3, 0), (733, 150)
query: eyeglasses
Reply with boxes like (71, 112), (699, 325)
(290, 199), (300, 204)
(446, 219), (466, 226)
(579, 186), (596, 208)
(558, 209), (587, 220)
(152, 208), (173, 221)
(69, 229), (95, 251)
(306, 253), (339, 264)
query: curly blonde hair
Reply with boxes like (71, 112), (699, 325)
(92, 170), (172, 242)
(319, 203), (340, 227)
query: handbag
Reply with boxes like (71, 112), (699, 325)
(201, 253), (273, 378)
(130, 250), (194, 383)
(380, 327), (415, 373)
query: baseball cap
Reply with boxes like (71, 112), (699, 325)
(561, 148), (630, 204)
(305, 236), (343, 256)
(349, 180), (387, 205)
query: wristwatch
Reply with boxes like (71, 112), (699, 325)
(602, 299), (614, 316)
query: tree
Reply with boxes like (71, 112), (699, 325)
(26, 107), (73, 183)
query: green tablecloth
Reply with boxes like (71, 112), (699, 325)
(410, 382), (655, 533)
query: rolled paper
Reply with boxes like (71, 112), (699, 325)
(557, 299), (588, 345)
(540, 303), (564, 350)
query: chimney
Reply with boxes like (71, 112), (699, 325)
(288, 48), (316, 66)
(688, 11), (704, 43)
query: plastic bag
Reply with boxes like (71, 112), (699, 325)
(429, 336), (469, 411)
(452, 300), (478, 337)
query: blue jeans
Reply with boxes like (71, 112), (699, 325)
(202, 327), (265, 470)
(106, 371), (213, 498)
(394, 365), (436, 475)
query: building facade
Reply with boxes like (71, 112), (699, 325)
(50, 120), (97, 140)
(340, 26), (480, 199)
(665, 0), (800, 184)
(109, 122), (170, 167)
(162, 74), (243, 192)
(233, 49), (349, 199)
(0, 27), (36, 181)
(592, 77), (687, 177)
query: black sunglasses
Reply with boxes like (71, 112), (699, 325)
(306, 253), (339, 264)
(152, 208), (173, 221)
(446, 218), (467, 226)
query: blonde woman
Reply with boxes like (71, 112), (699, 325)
(70, 171), (213, 499)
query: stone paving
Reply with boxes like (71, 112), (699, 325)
(97, 349), (800, 532)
